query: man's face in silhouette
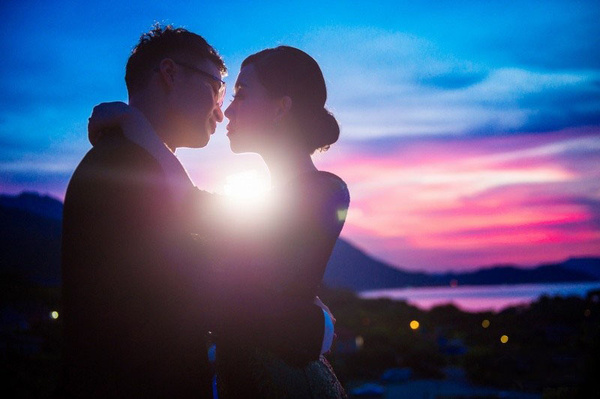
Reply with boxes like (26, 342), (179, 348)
(166, 59), (225, 149)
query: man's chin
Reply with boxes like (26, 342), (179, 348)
(189, 140), (210, 149)
(182, 131), (211, 149)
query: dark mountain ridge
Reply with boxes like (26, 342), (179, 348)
(325, 237), (600, 291)
(0, 200), (62, 285)
(0, 192), (63, 220)
(2, 191), (599, 291)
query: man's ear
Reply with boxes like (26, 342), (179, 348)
(274, 96), (292, 122)
(157, 58), (177, 89)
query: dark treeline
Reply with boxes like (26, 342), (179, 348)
(1, 275), (599, 398)
(317, 286), (600, 398)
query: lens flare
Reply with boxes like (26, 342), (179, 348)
(337, 208), (348, 222)
(223, 170), (270, 203)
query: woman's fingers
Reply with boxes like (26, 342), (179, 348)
(87, 102), (130, 145)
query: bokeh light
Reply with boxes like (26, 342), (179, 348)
(337, 208), (348, 222)
(355, 336), (364, 349)
(500, 335), (509, 344)
(482, 319), (490, 328)
(410, 320), (420, 330)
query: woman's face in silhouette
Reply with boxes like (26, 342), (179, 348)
(224, 64), (281, 154)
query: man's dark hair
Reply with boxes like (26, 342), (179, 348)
(125, 24), (226, 94)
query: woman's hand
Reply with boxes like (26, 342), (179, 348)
(87, 101), (142, 146)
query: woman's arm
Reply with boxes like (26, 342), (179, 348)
(88, 102), (194, 203)
(88, 102), (167, 156)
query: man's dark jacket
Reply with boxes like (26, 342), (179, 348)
(61, 133), (324, 398)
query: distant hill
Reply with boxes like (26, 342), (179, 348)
(1, 191), (599, 291)
(323, 239), (600, 291)
(0, 194), (62, 285)
(559, 257), (600, 279)
(0, 192), (63, 220)
(431, 261), (600, 287)
(323, 239), (438, 290)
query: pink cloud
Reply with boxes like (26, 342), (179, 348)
(317, 127), (600, 271)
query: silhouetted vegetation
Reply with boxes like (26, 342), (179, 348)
(2, 279), (599, 397)
(1, 274), (61, 398)
(318, 286), (600, 398)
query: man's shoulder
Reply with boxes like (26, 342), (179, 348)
(72, 134), (164, 181)
(79, 133), (160, 172)
(65, 133), (168, 205)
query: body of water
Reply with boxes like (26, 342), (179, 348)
(359, 282), (600, 312)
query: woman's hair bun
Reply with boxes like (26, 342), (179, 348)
(242, 46), (340, 153)
(304, 107), (339, 153)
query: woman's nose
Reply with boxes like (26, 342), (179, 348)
(214, 104), (224, 123)
(224, 103), (232, 120)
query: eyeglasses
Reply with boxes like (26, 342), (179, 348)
(173, 61), (226, 107)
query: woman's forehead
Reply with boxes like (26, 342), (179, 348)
(235, 64), (258, 88)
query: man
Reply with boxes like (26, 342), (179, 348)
(61, 25), (329, 398)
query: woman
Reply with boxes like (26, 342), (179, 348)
(212, 46), (349, 398)
(90, 46), (349, 398)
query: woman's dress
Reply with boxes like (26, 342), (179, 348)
(194, 170), (350, 398)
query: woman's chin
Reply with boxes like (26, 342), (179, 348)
(228, 136), (252, 154)
(228, 140), (246, 154)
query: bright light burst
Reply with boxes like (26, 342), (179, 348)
(223, 170), (270, 203)
(217, 170), (278, 225)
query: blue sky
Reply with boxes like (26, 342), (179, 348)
(2, 0), (599, 270)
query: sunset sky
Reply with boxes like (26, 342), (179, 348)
(2, 0), (599, 272)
